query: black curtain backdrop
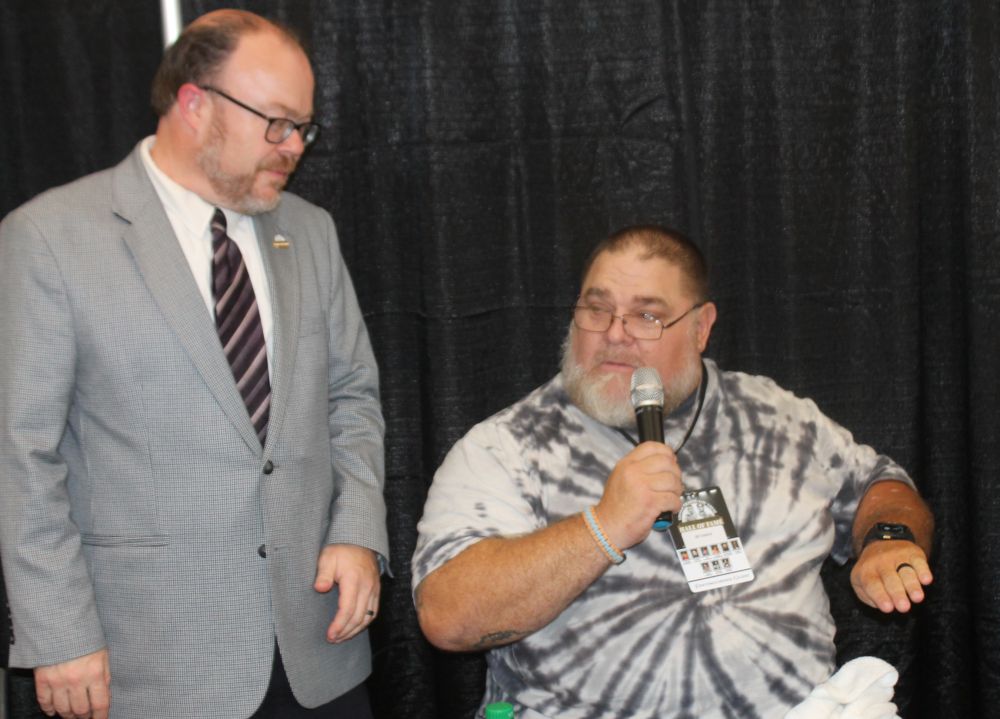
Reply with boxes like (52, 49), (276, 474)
(2, 1), (998, 718)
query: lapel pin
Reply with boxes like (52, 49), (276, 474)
(272, 234), (290, 249)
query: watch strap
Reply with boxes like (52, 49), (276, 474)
(862, 522), (915, 549)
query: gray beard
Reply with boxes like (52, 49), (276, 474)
(560, 324), (702, 429)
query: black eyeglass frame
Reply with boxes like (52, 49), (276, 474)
(199, 85), (321, 146)
(572, 301), (707, 340)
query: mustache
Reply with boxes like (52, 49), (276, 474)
(589, 350), (642, 368)
(260, 156), (298, 174)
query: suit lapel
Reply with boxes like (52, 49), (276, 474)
(254, 212), (301, 455)
(111, 149), (263, 454)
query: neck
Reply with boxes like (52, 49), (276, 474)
(150, 122), (217, 204)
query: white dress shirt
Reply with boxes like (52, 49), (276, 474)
(139, 136), (274, 373)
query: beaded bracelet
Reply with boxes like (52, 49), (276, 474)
(583, 506), (626, 565)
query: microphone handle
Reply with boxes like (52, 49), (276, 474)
(634, 405), (672, 531)
(635, 406), (664, 444)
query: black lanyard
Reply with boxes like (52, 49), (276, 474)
(616, 361), (708, 455)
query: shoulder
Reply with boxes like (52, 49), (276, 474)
(5, 166), (116, 227)
(2, 146), (150, 241)
(711, 360), (821, 419)
(472, 376), (575, 440)
(448, 375), (608, 480)
(273, 191), (334, 230)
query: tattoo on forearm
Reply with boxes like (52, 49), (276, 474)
(475, 629), (527, 649)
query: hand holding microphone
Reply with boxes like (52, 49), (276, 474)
(630, 367), (674, 532)
(595, 367), (684, 549)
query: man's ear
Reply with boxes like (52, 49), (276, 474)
(174, 83), (209, 131)
(695, 301), (717, 352)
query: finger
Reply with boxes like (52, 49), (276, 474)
(895, 563), (927, 605)
(849, 564), (877, 610)
(868, 581), (897, 613)
(341, 579), (382, 642)
(35, 678), (56, 717)
(653, 490), (684, 516)
(343, 589), (380, 641)
(327, 573), (361, 642)
(876, 564), (912, 613)
(855, 564), (898, 613)
(330, 607), (367, 643)
(646, 469), (684, 493)
(68, 683), (94, 717)
(327, 606), (356, 643)
(633, 448), (681, 474)
(349, 582), (380, 631)
(906, 554), (934, 586)
(89, 677), (111, 719)
(854, 582), (892, 611)
(314, 554), (337, 593)
(50, 688), (73, 718)
(631, 441), (678, 460)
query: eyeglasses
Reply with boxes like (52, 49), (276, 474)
(572, 302), (705, 340)
(199, 85), (321, 146)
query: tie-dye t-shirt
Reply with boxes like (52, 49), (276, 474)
(413, 358), (912, 719)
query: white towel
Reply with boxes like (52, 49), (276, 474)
(784, 656), (900, 719)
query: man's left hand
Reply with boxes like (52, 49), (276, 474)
(850, 540), (933, 613)
(314, 544), (381, 643)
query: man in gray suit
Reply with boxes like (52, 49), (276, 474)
(0, 9), (388, 719)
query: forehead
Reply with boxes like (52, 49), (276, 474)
(581, 247), (690, 304)
(218, 31), (314, 112)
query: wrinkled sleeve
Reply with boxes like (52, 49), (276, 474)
(815, 405), (915, 564)
(318, 211), (389, 567)
(0, 208), (106, 667)
(411, 419), (540, 594)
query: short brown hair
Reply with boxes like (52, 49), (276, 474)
(581, 225), (710, 301)
(150, 10), (304, 117)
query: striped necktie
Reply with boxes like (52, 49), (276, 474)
(211, 208), (270, 444)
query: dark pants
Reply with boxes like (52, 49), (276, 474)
(249, 647), (373, 719)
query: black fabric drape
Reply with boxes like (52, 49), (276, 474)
(1, 559), (7, 668)
(3, 1), (999, 718)
(0, 1), (161, 216)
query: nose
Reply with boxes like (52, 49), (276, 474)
(279, 128), (306, 156)
(604, 313), (633, 344)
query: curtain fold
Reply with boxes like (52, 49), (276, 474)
(3, 1), (998, 717)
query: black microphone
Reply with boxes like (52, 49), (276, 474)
(630, 367), (672, 531)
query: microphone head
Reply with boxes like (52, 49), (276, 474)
(630, 367), (664, 409)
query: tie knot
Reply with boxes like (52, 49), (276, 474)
(211, 208), (228, 239)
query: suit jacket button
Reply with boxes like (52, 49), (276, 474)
(263, 460), (274, 474)
(258, 544), (267, 558)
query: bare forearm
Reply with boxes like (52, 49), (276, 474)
(850, 480), (935, 613)
(851, 479), (934, 556)
(416, 513), (612, 651)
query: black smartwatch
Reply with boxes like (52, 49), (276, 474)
(862, 522), (915, 549)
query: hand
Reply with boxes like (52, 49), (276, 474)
(851, 540), (933, 613)
(34, 648), (111, 719)
(314, 544), (381, 643)
(596, 441), (684, 549)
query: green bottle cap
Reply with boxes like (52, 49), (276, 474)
(484, 701), (514, 719)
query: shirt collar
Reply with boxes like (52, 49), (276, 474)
(138, 136), (250, 239)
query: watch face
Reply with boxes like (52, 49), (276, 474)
(878, 523), (905, 535)
(868, 522), (914, 543)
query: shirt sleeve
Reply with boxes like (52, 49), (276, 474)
(317, 210), (390, 563)
(814, 404), (915, 564)
(411, 417), (542, 593)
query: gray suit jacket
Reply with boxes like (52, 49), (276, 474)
(0, 145), (389, 718)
